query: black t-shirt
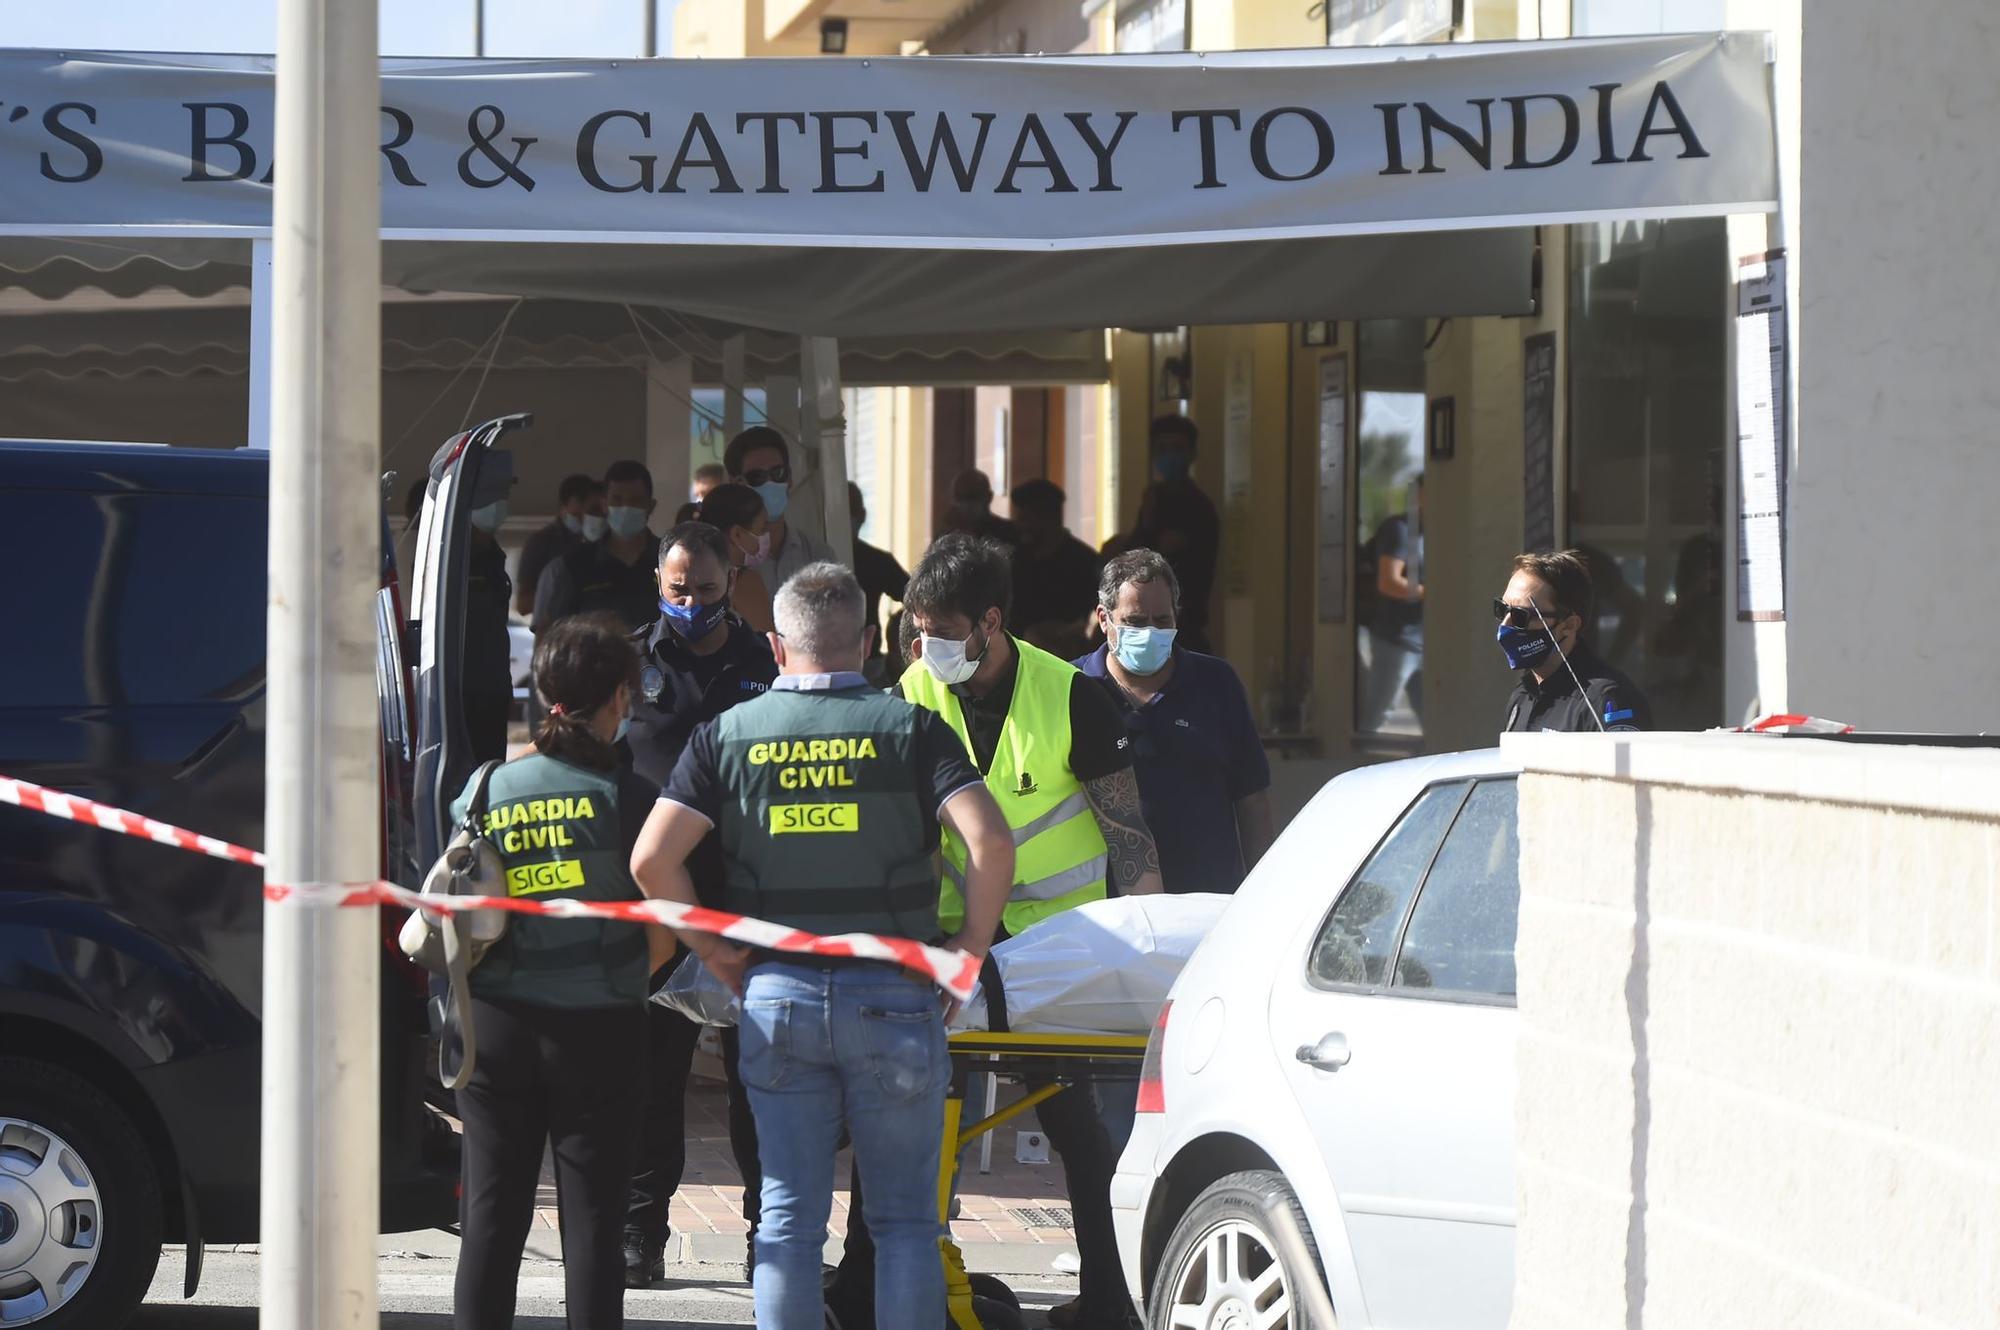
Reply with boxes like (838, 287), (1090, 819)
(897, 639), (1131, 783)
(1130, 478), (1220, 630)
(853, 538), (910, 657)
(1010, 534), (1103, 633)
(550, 535), (662, 634)
(664, 685), (985, 855)
(1370, 514), (1424, 641)
(517, 518), (578, 612)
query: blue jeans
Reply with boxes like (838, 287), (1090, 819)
(738, 961), (950, 1330)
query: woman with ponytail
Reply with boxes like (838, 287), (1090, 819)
(451, 614), (673, 1330)
(694, 482), (776, 633)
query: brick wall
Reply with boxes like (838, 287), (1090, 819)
(1509, 734), (2000, 1330)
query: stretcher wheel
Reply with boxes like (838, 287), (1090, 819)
(967, 1273), (1021, 1309)
(970, 1294), (1025, 1330)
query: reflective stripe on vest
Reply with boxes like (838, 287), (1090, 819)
(900, 637), (1108, 935)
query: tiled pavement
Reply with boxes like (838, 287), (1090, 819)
(531, 1078), (1088, 1266)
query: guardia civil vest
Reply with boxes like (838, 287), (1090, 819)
(451, 752), (649, 1008)
(710, 686), (940, 942)
(900, 638), (1109, 936)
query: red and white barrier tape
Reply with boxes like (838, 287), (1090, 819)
(1, 775), (980, 1001)
(1, 775), (266, 867)
(1739, 713), (1856, 735)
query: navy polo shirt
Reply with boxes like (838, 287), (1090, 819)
(1074, 644), (1271, 895)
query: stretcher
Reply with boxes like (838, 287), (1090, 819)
(938, 1030), (1149, 1330)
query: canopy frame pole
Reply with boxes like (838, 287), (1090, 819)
(722, 334), (746, 440)
(260, 0), (383, 1326)
(805, 335), (854, 565)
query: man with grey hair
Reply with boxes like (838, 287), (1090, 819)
(632, 561), (1014, 1330)
(1074, 548), (1274, 896)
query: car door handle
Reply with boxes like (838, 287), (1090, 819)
(1295, 1032), (1351, 1070)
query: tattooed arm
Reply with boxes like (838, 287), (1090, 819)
(1083, 767), (1164, 896)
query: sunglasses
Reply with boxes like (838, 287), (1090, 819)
(1492, 597), (1561, 628)
(739, 464), (790, 487)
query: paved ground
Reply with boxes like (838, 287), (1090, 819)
(138, 1080), (1088, 1325)
(136, 1248), (1078, 1328)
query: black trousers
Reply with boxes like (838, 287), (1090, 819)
(625, 1006), (762, 1251)
(454, 998), (645, 1330)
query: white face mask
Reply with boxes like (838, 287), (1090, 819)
(581, 512), (609, 541)
(921, 627), (985, 686)
(469, 499), (508, 533)
(560, 512), (584, 535)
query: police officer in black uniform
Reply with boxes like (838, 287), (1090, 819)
(464, 486), (516, 763)
(1498, 549), (1652, 733)
(619, 521), (778, 1286)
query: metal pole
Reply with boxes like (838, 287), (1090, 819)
(261, 0), (383, 1324)
(722, 334), (747, 439)
(644, 0), (658, 57)
(474, 0), (485, 56)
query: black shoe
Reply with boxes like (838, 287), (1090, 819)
(624, 1234), (666, 1289)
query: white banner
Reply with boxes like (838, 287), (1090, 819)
(0, 35), (1776, 251)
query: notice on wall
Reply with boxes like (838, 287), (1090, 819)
(1734, 251), (1788, 621)
(1521, 332), (1558, 553)
(1316, 356), (1350, 623)
(1222, 348), (1254, 595)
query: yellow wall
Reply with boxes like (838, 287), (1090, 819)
(1187, 0), (1320, 51)
(1190, 323), (1294, 719)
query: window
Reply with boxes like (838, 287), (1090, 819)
(1395, 779), (1521, 999)
(1115, 0), (1184, 53)
(1567, 219), (1728, 730)
(1352, 318), (1428, 744)
(1309, 781), (1468, 987)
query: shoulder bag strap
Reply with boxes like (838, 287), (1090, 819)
(461, 759), (503, 834)
(439, 758), (503, 1092)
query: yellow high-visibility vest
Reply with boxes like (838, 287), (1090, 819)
(901, 637), (1108, 936)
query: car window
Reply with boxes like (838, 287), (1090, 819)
(1394, 779), (1521, 999)
(1308, 781), (1469, 988)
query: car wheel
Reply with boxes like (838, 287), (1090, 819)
(1148, 1171), (1324, 1330)
(0, 1059), (163, 1330)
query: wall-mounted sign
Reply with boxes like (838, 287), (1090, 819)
(1428, 395), (1456, 462)
(1316, 356), (1350, 623)
(1734, 251), (1788, 621)
(1522, 331), (1558, 552)
(1222, 346), (1254, 595)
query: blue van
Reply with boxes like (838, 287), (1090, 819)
(0, 418), (527, 1328)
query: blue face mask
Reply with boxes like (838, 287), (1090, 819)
(660, 594), (731, 641)
(614, 713), (632, 744)
(1153, 450), (1192, 482)
(753, 481), (790, 522)
(470, 499), (508, 533)
(1112, 625), (1178, 676)
(1496, 622), (1556, 671)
